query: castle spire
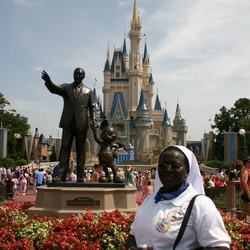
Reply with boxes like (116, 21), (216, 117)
(162, 108), (170, 126)
(123, 37), (128, 56)
(154, 92), (162, 111)
(104, 43), (111, 71)
(107, 42), (111, 64)
(132, 0), (140, 26)
(148, 73), (154, 84)
(175, 99), (182, 120)
(143, 41), (149, 64)
(137, 89), (148, 111)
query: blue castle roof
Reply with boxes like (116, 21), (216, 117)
(162, 109), (170, 126)
(123, 38), (128, 56)
(137, 89), (148, 111)
(154, 94), (162, 111)
(143, 43), (149, 63)
(104, 59), (110, 71)
(111, 51), (126, 73)
(110, 91), (127, 118)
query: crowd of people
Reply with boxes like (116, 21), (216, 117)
(0, 165), (53, 200)
(202, 171), (228, 189)
(1, 154), (249, 224)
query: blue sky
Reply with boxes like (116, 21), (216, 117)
(0, 0), (249, 140)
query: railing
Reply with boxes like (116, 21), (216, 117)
(205, 181), (242, 211)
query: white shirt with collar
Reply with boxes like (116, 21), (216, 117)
(130, 184), (231, 250)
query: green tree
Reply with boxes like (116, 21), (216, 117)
(0, 92), (30, 159)
(212, 98), (250, 160)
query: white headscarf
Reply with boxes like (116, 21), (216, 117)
(154, 145), (205, 195)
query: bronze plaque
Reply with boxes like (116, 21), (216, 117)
(67, 197), (100, 207)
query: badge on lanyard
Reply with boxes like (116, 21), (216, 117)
(156, 218), (171, 233)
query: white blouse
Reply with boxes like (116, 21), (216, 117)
(130, 185), (231, 250)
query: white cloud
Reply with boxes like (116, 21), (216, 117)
(13, 0), (38, 6)
(33, 66), (43, 71)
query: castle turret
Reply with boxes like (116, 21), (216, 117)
(134, 89), (152, 152)
(172, 101), (188, 146)
(127, 0), (143, 115)
(162, 109), (170, 126)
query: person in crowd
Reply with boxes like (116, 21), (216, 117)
(141, 180), (154, 200)
(5, 175), (15, 200)
(91, 164), (102, 182)
(19, 172), (27, 195)
(29, 172), (36, 193)
(6, 167), (12, 176)
(126, 145), (231, 250)
(200, 171), (205, 184)
(150, 169), (155, 180)
(46, 171), (52, 183)
(42, 169), (48, 185)
(126, 165), (135, 186)
(69, 170), (77, 182)
(145, 171), (152, 182)
(0, 166), (6, 183)
(239, 157), (250, 220)
(204, 177), (215, 189)
(136, 172), (144, 191)
(13, 175), (19, 190)
(116, 168), (125, 182)
(214, 176), (226, 187)
(35, 168), (45, 186)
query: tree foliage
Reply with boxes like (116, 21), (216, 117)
(0, 92), (30, 159)
(212, 98), (250, 160)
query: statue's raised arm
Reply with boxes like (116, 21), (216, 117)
(41, 70), (52, 83)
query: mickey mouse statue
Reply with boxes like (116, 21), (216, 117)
(91, 120), (124, 183)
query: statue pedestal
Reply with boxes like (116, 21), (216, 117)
(27, 182), (137, 219)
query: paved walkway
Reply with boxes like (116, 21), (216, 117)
(12, 189), (37, 203)
(7, 189), (250, 223)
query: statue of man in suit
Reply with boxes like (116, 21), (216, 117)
(41, 68), (96, 182)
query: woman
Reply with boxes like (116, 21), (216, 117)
(19, 172), (27, 195)
(91, 164), (102, 182)
(126, 145), (231, 250)
(142, 181), (154, 200)
(126, 165), (135, 186)
(239, 157), (250, 220)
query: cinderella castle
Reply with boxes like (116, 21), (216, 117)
(85, 0), (188, 164)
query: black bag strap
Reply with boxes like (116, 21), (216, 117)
(173, 194), (201, 250)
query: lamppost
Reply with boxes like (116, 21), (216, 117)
(239, 129), (246, 159)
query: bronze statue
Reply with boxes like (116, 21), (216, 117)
(91, 120), (124, 183)
(42, 68), (97, 182)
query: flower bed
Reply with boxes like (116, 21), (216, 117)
(0, 202), (249, 249)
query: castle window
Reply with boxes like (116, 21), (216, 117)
(116, 65), (120, 70)
(116, 72), (120, 77)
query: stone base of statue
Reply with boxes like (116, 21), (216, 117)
(27, 182), (137, 219)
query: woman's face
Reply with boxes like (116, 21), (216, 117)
(158, 148), (189, 191)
